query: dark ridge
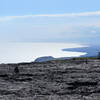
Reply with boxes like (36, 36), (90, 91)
(67, 86), (77, 90)
(0, 74), (8, 77)
(19, 74), (33, 76)
(0, 90), (14, 95)
(68, 81), (98, 87)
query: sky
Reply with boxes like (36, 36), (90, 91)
(0, 0), (100, 45)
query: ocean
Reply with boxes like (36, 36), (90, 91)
(0, 43), (87, 64)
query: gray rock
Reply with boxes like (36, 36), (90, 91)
(0, 59), (100, 99)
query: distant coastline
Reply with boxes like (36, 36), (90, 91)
(0, 43), (86, 64)
(63, 45), (100, 57)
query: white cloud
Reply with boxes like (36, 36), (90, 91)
(0, 11), (100, 22)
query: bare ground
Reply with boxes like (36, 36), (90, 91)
(0, 59), (100, 100)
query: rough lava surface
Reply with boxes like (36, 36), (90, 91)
(0, 59), (100, 99)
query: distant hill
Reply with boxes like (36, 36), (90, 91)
(34, 56), (55, 62)
(63, 45), (100, 57)
(34, 56), (70, 62)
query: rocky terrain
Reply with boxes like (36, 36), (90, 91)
(0, 59), (100, 100)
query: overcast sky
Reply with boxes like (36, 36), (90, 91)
(0, 0), (100, 44)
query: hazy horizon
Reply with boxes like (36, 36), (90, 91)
(0, 43), (86, 64)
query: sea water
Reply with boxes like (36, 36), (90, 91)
(0, 43), (87, 64)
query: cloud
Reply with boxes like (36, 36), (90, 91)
(0, 11), (100, 22)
